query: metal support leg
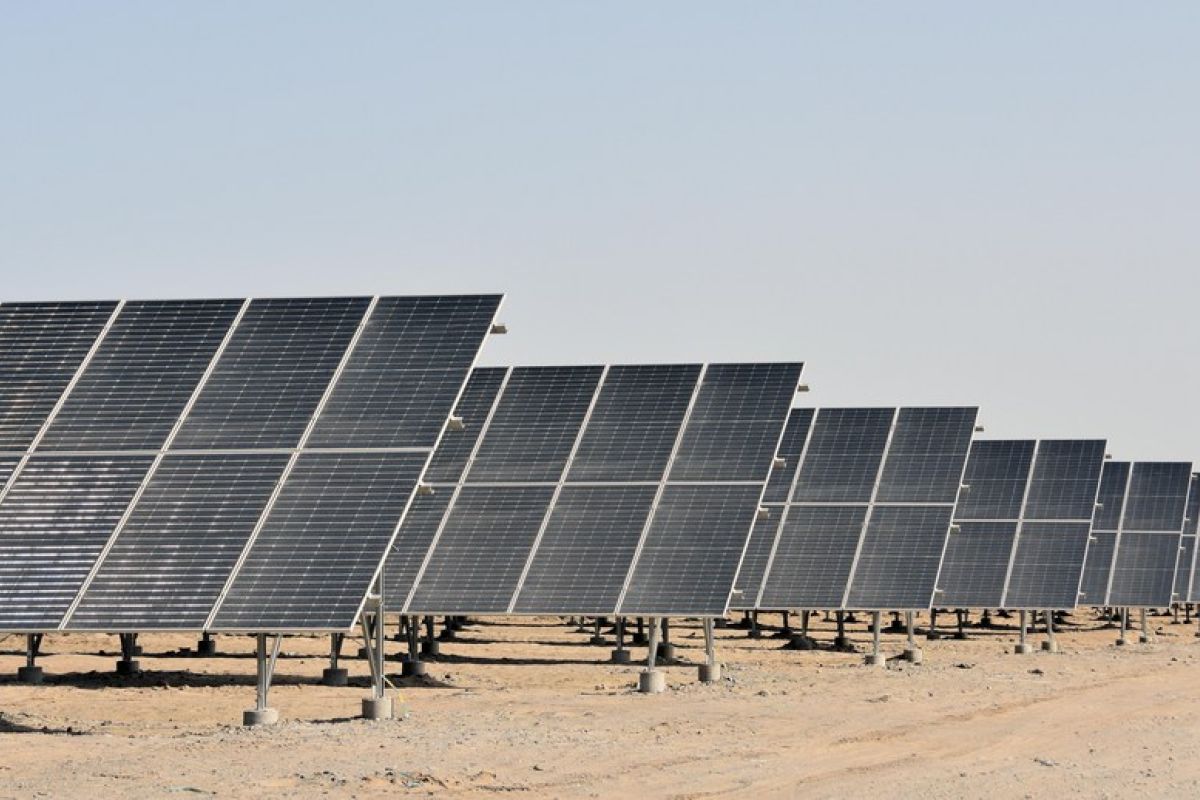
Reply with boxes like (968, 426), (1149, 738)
(243, 633), (282, 726)
(611, 617), (631, 664)
(787, 610), (814, 650)
(639, 616), (665, 693)
(834, 610), (850, 650)
(322, 633), (348, 686)
(1014, 610), (1031, 654)
(926, 608), (940, 640)
(402, 615), (426, 676)
(1139, 608), (1150, 644)
(698, 618), (721, 682)
(1117, 608), (1129, 646)
(954, 609), (967, 640)
(438, 615), (456, 641)
(631, 616), (648, 646)
(116, 633), (140, 675)
(360, 606), (392, 720)
(1042, 609), (1059, 652)
(659, 618), (676, 661)
(590, 617), (607, 646)
(777, 610), (792, 637)
(903, 612), (923, 664)
(421, 615), (440, 657)
(195, 631), (217, 657)
(18, 634), (44, 683)
(748, 610), (762, 639)
(864, 611), (884, 666)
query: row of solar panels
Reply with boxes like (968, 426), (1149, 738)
(0, 296), (1193, 636)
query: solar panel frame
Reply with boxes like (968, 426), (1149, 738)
(1102, 461), (1192, 608)
(1182, 474), (1200, 603)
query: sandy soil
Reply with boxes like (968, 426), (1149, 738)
(2, 611), (1199, 799)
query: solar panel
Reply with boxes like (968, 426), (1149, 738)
(394, 362), (804, 618)
(0, 294), (502, 634)
(751, 406), (977, 611)
(1079, 460), (1192, 608)
(0, 302), (118, 451)
(65, 453), (291, 630)
(0, 455), (153, 630)
(1105, 461), (1192, 607)
(37, 300), (241, 451)
(937, 439), (1106, 610)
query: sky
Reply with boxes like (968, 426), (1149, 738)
(1, 4), (1197, 460)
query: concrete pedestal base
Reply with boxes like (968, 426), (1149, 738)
(243, 708), (279, 727)
(1139, 634), (1150, 645)
(361, 696), (393, 720)
(1014, 643), (1033, 655)
(952, 632), (967, 641)
(588, 635), (608, 646)
(195, 638), (217, 657)
(1041, 640), (1059, 653)
(785, 635), (814, 650)
(902, 647), (923, 665)
(638, 670), (666, 694)
(863, 653), (885, 667)
(926, 631), (942, 641)
(17, 665), (44, 684)
(833, 636), (854, 652)
(630, 633), (648, 646)
(115, 659), (139, 676)
(698, 663), (721, 683)
(657, 643), (677, 662)
(321, 667), (349, 686)
(713, 618), (728, 629)
(420, 640), (440, 657)
(610, 649), (632, 664)
(437, 628), (457, 642)
(1115, 638), (1128, 647)
(887, 619), (905, 633)
(401, 660), (426, 677)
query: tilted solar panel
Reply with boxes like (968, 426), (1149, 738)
(1077, 461), (1130, 606)
(750, 406), (977, 612)
(1105, 461), (1191, 607)
(394, 362), (804, 618)
(0, 294), (502, 634)
(1181, 475), (1199, 603)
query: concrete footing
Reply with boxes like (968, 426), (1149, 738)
(863, 653), (885, 667)
(1041, 640), (1059, 653)
(361, 696), (393, 720)
(195, 638), (217, 657)
(630, 633), (648, 646)
(902, 648), (923, 665)
(698, 663), (721, 683)
(401, 660), (426, 677)
(420, 640), (440, 657)
(17, 665), (44, 684)
(1139, 634), (1150, 644)
(713, 618), (728, 629)
(657, 643), (677, 662)
(437, 628), (456, 642)
(1014, 643), (1033, 655)
(638, 670), (666, 694)
(321, 667), (349, 686)
(588, 635), (608, 646)
(785, 634), (814, 650)
(243, 708), (279, 727)
(115, 659), (139, 676)
(610, 649), (632, 664)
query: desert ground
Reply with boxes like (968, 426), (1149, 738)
(2, 611), (1199, 799)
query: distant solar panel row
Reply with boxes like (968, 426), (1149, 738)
(1078, 461), (1192, 608)
(0, 295), (502, 633)
(735, 407), (978, 612)
(384, 362), (805, 617)
(937, 439), (1107, 610)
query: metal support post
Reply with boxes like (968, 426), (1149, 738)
(864, 611), (884, 666)
(659, 618), (676, 661)
(243, 633), (281, 726)
(611, 617), (631, 664)
(698, 618), (720, 682)
(18, 634), (44, 683)
(903, 611), (923, 664)
(1042, 609), (1059, 652)
(1139, 608), (1150, 644)
(638, 616), (665, 693)
(1117, 608), (1129, 646)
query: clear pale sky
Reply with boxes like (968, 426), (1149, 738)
(2, 4), (1197, 461)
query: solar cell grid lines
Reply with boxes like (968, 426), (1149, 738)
(392, 361), (805, 617)
(747, 406), (977, 612)
(0, 294), (503, 634)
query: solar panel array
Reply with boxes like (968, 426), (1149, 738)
(1079, 461), (1193, 608)
(737, 406), (978, 612)
(385, 362), (805, 617)
(937, 439), (1106, 610)
(0, 295), (502, 633)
